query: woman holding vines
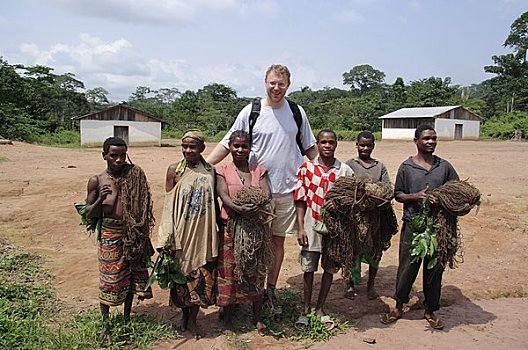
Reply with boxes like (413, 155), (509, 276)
(157, 130), (219, 339)
(215, 130), (271, 335)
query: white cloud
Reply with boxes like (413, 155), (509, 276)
(43, 0), (251, 24)
(9, 33), (271, 100)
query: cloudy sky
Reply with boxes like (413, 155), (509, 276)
(1, 0), (525, 101)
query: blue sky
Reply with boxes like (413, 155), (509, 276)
(0, 0), (525, 101)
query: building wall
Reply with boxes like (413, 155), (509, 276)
(435, 119), (480, 140)
(381, 119), (480, 140)
(381, 127), (415, 140)
(80, 120), (161, 147)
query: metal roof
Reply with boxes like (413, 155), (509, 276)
(71, 104), (166, 123)
(379, 106), (462, 119)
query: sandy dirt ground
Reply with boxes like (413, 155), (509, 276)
(0, 139), (527, 349)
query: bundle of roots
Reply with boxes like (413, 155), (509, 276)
(324, 176), (398, 274)
(226, 187), (273, 292)
(116, 164), (155, 270)
(431, 180), (481, 271)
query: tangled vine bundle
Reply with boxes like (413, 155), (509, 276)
(430, 180), (481, 271)
(324, 176), (398, 274)
(226, 186), (273, 292)
(116, 164), (155, 270)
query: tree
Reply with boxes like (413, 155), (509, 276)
(504, 11), (528, 62)
(342, 64), (386, 96)
(86, 87), (110, 109)
(406, 77), (457, 107)
(483, 11), (528, 114)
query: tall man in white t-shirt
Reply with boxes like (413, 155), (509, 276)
(207, 64), (317, 316)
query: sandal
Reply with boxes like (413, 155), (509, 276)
(380, 310), (401, 325)
(295, 315), (309, 330)
(320, 315), (335, 331)
(424, 313), (444, 330)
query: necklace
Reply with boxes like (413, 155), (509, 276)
(106, 170), (121, 182)
(236, 168), (248, 185)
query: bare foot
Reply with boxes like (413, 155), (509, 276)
(99, 327), (112, 346)
(187, 321), (203, 340)
(367, 287), (379, 300)
(255, 321), (267, 336)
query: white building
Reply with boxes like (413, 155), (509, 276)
(379, 106), (482, 140)
(72, 104), (164, 147)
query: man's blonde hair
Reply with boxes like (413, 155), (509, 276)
(265, 64), (291, 83)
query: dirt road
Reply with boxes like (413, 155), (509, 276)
(0, 140), (527, 349)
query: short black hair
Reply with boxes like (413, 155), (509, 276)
(228, 130), (250, 146)
(103, 137), (128, 154)
(316, 128), (337, 142)
(357, 131), (375, 143)
(414, 124), (435, 139)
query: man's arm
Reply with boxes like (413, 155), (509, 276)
(295, 200), (308, 247)
(304, 144), (317, 160)
(206, 143), (230, 165)
(85, 175), (109, 218)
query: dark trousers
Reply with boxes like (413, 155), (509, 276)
(394, 222), (443, 312)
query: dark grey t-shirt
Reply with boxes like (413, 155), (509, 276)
(394, 156), (459, 222)
(346, 158), (390, 183)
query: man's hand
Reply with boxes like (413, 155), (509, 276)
(99, 184), (112, 201)
(297, 229), (308, 247)
(415, 184), (429, 201)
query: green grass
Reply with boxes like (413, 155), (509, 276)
(228, 288), (349, 347)
(0, 238), (179, 350)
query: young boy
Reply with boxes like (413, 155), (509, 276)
(85, 137), (155, 345)
(294, 129), (353, 330)
(345, 131), (391, 300)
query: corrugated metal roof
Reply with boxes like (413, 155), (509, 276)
(71, 103), (166, 123)
(379, 106), (461, 119)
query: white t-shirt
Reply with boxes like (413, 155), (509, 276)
(221, 100), (316, 195)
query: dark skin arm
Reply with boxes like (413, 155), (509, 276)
(395, 184), (438, 205)
(295, 200), (308, 247)
(165, 163), (182, 192)
(216, 174), (258, 215)
(85, 175), (111, 219)
(304, 145), (317, 160)
(158, 164), (183, 253)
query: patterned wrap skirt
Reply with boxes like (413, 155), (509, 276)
(170, 260), (217, 308)
(98, 218), (153, 306)
(216, 230), (263, 307)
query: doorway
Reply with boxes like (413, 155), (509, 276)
(114, 125), (129, 144)
(454, 124), (463, 140)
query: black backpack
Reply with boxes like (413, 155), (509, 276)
(248, 98), (304, 155)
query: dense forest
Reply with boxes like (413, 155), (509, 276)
(1, 11), (527, 144)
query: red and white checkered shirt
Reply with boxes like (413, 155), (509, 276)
(294, 158), (354, 221)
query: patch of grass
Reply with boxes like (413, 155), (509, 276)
(0, 156), (8, 163)
(0, 238), (179, 350)
(229, 288), (349, 346)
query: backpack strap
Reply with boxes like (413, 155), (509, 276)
(248, 98), (304, 155)
(287, 99), (305, 155)
(248, 98), (261, 147)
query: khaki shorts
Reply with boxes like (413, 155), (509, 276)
(299, 250), (340, 274)
(270, 192), (297, 237)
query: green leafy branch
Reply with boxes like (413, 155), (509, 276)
(410, 195), (438, 269)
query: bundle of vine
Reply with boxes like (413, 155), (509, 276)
(323, 176), (398, 275)
(116, 164), (156, 270)
(429, 180), (481, 271)
(226, 186), (274, 293)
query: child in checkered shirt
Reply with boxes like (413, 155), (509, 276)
(293, 129), (354, 330)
